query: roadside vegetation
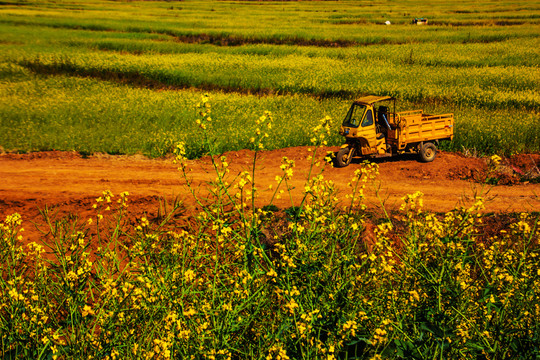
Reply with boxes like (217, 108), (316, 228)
(0, 0), (539, 157)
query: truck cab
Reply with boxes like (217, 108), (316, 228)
(339, 96), (396, 161)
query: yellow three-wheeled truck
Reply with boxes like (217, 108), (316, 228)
(336, 95), (454, 167)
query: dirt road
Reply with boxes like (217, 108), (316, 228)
(1, 147), (539, 242)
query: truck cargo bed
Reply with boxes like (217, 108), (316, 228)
(388, 110), (454, 150)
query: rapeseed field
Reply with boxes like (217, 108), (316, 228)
(0, 0), (538, 156)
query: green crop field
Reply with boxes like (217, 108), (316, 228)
(0, 0), (538, 157)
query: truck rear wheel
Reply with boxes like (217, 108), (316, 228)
(419, 142), (437, 162)
(336, 147), (354, 167)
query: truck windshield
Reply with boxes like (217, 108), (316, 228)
(342, 104), (366, 128)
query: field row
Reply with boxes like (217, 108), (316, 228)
(13, 49), (537, 110)
(1, 23), (538, 112)
(1, 0), (539, 45)
(1, 73), (537, 157)
(2, 22), (538, 68)
(3, 17), (539, 47)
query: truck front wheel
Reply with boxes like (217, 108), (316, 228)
(419, 142), (437, 162)
(336, 147), (354, 167)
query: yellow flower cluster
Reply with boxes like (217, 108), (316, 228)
(173, 142), (188, 171)
(195, 93), (212, 130)
(266, 342), (289, 360)
(250, 111), (273, 150)
(345, 161), (379, 213)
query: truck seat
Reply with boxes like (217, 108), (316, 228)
(378, 106), (392, 130)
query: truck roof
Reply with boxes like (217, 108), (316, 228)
(354, 95), (395, 105)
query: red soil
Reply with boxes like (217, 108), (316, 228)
(1, 147), (539, 244)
